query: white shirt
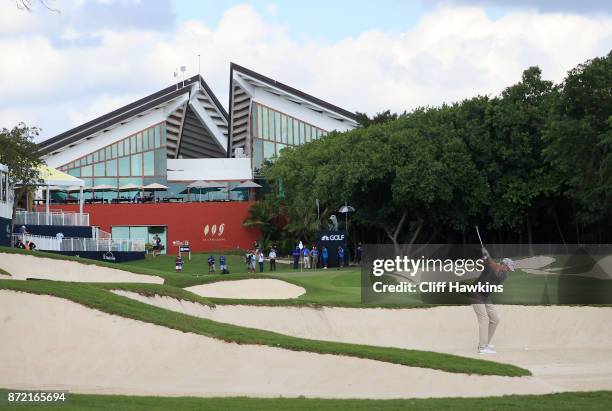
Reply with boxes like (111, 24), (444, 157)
(269, 250), (277, 259)
(258, 253), (264, 262)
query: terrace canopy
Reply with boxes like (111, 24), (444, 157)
(37, 165), (85, 215)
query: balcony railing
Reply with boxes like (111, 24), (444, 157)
(14, 211), (90, 226)
(12, 233), (145, 252)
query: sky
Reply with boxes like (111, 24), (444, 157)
(0, 0), (611, 142)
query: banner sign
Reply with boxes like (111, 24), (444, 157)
(316, 230), (348, 268)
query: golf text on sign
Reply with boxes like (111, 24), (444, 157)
(321, 234), (345, 241)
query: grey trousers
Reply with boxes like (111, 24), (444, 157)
(472, 303), (500, 348)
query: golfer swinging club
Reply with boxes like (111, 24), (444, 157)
(472, 227), (516, 354)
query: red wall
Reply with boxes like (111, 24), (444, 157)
(45, 202), (260, 254)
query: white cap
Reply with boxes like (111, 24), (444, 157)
(502, 258), (516, 272)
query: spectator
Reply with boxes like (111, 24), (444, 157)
(258, 249), (265, 272)
(302, 246), (311, 269)
(269, 247), (277, 271)
(151, 234), (161, 257)
(245, 250), (253, 273)
(292, 247), (300, 269)
(311, 246), (319, 269)
(133, 191), (141, 203)
(337, 246), (345, 269)
(56, 232), (65, 251)
(322, 246), (329, 269)
(19, 225), (27, 243)
(250, 250), (258, 273)
(207, 255), (216, 273)
(356, 243), (363, 265)
(175, 256), (184, 272)
(220, 255), (228, 274)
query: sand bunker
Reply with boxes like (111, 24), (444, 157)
(185, 279), (305, 299)
(0, 252), (163, 284)
(115, 291), (612, 393)
(1, 290), (553, 399)
(515, 256), (556, 270)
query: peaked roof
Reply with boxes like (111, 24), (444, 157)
(230, 62), (357, 121)
(37, 75), (228, 156)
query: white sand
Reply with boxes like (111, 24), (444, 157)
(0, 290), (554, 399)
(515, 256), (556, 270)
(0, 252), (163, 284)
(115, 291), (612, 393)
(185, 279), (305, 299)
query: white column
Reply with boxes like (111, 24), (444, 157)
(79, 187), (84, 216)
(46, 185), (50, 224)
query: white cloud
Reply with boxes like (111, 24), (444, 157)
(0, 2), (610, 142)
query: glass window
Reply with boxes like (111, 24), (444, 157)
(131, 153), (142, 176)
(136, 133), (143, 153)
(263, 141), (275, 160)
(130, 136), (137, 154)
(118, 141), (124, 157)
(287, 118), (293, 145)
(261, 106), (269, 140)
(112, 144), (118, 158)
(299, 122), (305, 144)
(154, 125), (161, 148)
(93, 152), (99, 162)
(280, 114), (287, 144)
(268, 108), (275, 141)
(143, 131), (150, 151)
(87, 154), (93, 164)
(111, 226), (129, 240)
(105, 146), (111, 160)
(305, 125), (311, 142)
(149, 129), (155, 149)
(81, 165), (93, 177)
(143, 151), (154, 176)
(154, 148), (166, 176)
(74, 159), (81, 167)
(106, 159), (117, 177)
(274, 112), (281, 142)
(93, 162), (105, 177)
(99, 149), (106, 162)
(161, 124), (167, 145)
(257, 105), (263, 138)
(123, 139), (130, 155)
(119, 157), (130, 177)
(293, 120), (299, 145)
(253, 138), (263, 171)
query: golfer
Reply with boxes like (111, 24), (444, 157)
(472, 248), (515, 354)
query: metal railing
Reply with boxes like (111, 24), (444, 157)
(14, 210), (90, 226)
(12, 234), (145, 252)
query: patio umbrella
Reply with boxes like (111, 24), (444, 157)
(230, 181), (263, 190)
(142, 183), (168, 202)
(118, 183), (142, 191)
(181, 181), (225, 201)
(90, 184), (117, 203)
(338, 202), (356, 233)
(230, 180), (262, 201)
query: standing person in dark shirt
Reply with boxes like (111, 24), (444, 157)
(292, 247), (300, 269)
(355, 243), (363, 265)
(472, 248), (515, 354)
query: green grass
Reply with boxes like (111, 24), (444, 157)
(1, 390), (611, 410)
(0, 267), (10, 276)
(0, 280), (530, 377)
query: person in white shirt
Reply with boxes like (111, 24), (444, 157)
(257, 249), (265, 273)
(268, 248), (277, 271)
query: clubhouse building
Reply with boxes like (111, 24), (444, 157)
(36, 64), (358, 253)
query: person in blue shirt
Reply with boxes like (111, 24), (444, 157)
(302, 246), (311, 269)
(311, 246), (319, 269)
(356, 243), (363, 265)
(337, 246), (345, 269)
(321, 246), (329, 270)
(292, 247), (300, 269)
(220, 255), (228, 274)
(207, 255), (215, 273)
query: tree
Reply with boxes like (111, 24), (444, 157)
(544, 51), (612, 241)
(355, 110), (401, 128)
(0, 123), (43, 219)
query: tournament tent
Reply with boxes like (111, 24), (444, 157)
(37, 165), (86, 217)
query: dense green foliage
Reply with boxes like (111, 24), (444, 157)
(253, 52), (612, 248)
(0, 123), (42, 217)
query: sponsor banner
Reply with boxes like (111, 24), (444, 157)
(0, 216), (11, 247)
(316, 230), (348, 268)
(361, 244), (612, 305)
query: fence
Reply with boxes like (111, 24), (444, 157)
(12, 233), (145, 252)
(14, 211), (90, 226)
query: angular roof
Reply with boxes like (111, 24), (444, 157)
(229, 63), (356, 121)
(37, 75), (228, 157)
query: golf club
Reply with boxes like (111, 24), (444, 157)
(475, 225), (484, 248)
